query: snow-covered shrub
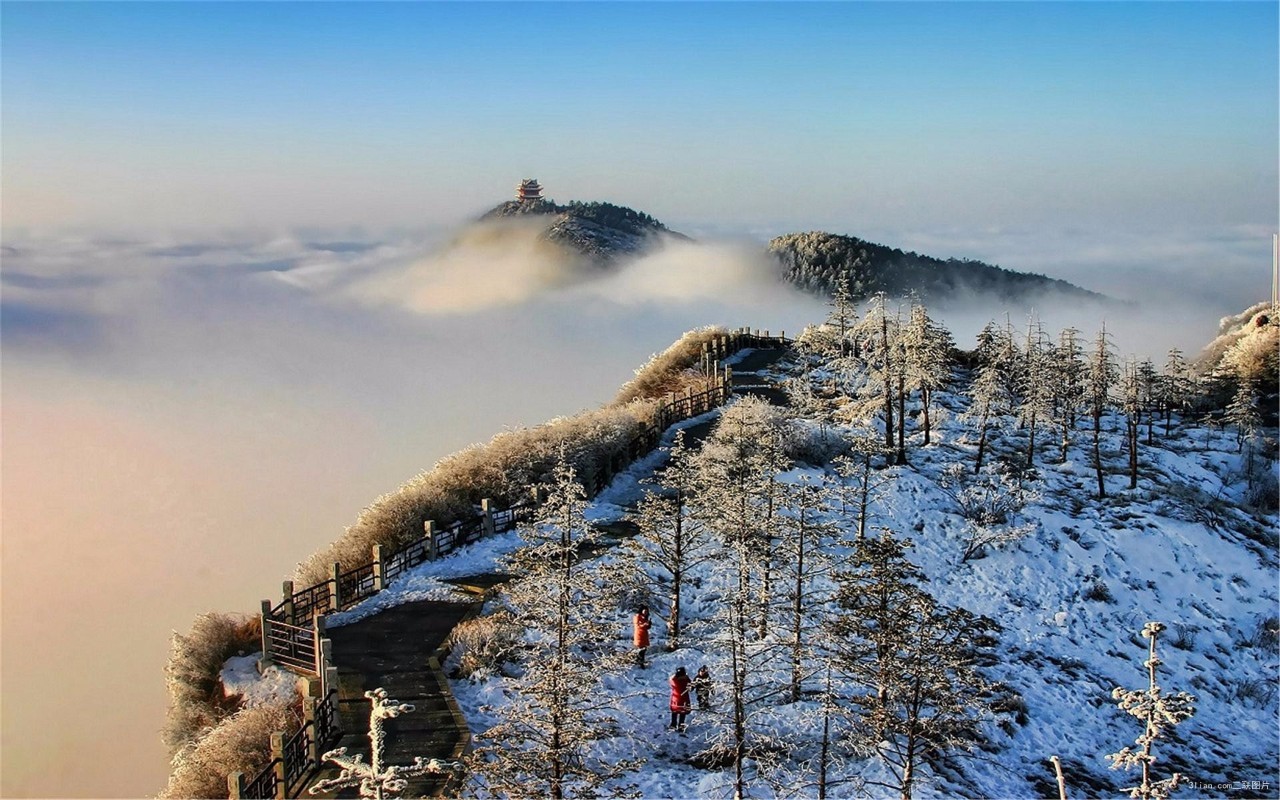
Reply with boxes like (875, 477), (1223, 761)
(444, 611), (522, 681)
(1244, 615), (1280, 650)
(1168, 623), (1198, 651)
(1082, 578), (1115, 604)
(295, 400), (656, 585)
(613, 325), (730, 404)
(1231, 678), (1278, 708)
(164, 612), (262, 756)
(783, 416), (850, 464)
(937, 462), (1039, 562)
(160, 698), (299, 799)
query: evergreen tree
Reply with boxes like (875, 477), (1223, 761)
(692, 398), (791, 800)
(1088, 325), (1117, 499)
(851, 294), (901, 460)
(827, 532), (999, 800)
(472, 457), (638, 799)
(1018, 318), (1054, 468)
(902, 302), (954, 447)
(776, 475), (841, 703)
(1120, 360), (1143, 490)
(831, 433), (895, 541)
(1159, 348), (1192, 438)
(1223, 377), (1261, 453)
(623, 431), (712, 651)
(1053, 327), (1086, 461)
(1137, 359), (1159, 445)
(962, 361), (1012, 474)
(1106, 622), (1196, 800)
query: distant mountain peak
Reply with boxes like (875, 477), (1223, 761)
(770, 230), (1105, 304)
(479, 188), (684, 264)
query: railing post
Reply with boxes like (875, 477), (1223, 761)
(313, 615), (328, 677)
(259, 600), (273, 671)
(280, 581), (295, 625)
(481, 499), (497, 538)
(425, 520), (438, 560)
(228, 771), (246, 799)
(371, 544), (385, 592)
(303, 690), (319, 766)
(325, 665), (340, 704)
(270, 732), (287, 800)
(329, 563), (342, 613)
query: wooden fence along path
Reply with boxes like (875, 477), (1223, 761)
(230, 329), (790, 799)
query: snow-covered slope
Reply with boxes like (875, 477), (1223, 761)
(335, 353), (1277, 799)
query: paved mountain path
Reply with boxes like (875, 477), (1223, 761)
(301, 346), (790, 798)
(305, 600), (476, 798)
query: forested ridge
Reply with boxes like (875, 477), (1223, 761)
(770, 230), (1104, 304)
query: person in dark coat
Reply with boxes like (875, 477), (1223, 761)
(692, 665), (711, 711)
(633, 606), (651, 668)
(669, 666), (692, 730)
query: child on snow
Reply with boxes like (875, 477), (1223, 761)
(692, 665), (711, 711)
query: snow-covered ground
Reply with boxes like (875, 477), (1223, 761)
(326, 358), (1278, 799)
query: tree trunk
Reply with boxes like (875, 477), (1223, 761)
(921, 387), (932, 446)
(1026, 412), (1037, 468)
(818, 667), (831, 800)
(1128, 418), (1139, 489)
(975, 413), (989, 474)
(896, 372), (907, 464)
(1093, 412), (1106, 499)
(883, 315), (896, 454)
(732, 556), (749, 800)
(790, 506), (806, 704)
(669, 497), (683, 650)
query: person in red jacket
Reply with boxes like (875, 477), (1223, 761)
(633, 606), (651, 668)
(669, 666), (692, 730)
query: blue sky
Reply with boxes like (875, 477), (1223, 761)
(2, 2), (1276, 235)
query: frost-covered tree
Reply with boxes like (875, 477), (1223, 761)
(1088, 325), (1118, 499)
(1137, 359), (1159, 445)
(962, 360), (1012, 474)
(310, 689), (459, 799)
(622, 431), (713, 651)
(975, 318), (1023, 407)
(1223, 377), (1261, 453)
(472, 456), (638, 799)
(1159, 348), (1192, 438)
(1052, 327), (1086, 461)
(902, 302), (954, 447)
(828, 532), (999, 800)
(692, 398), (792, 799)
(776, 475), (841, 703)
(1106, 621), (1196, 800)
(831, 433), (895, 541)
(829, 274), (859, 357)
(1120, 360), (1143, 490)
(1018, 318), (1054, 468)
(851, 294), (902, 459)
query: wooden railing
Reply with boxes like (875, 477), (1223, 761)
(231, 327), (789, 798)
(260, 328), (789, 650)
(228, 678), (342, 800)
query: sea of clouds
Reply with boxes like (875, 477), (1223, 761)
(0, 218), (1268, 796)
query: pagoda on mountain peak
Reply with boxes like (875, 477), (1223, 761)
(516, 178), (543, 202)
